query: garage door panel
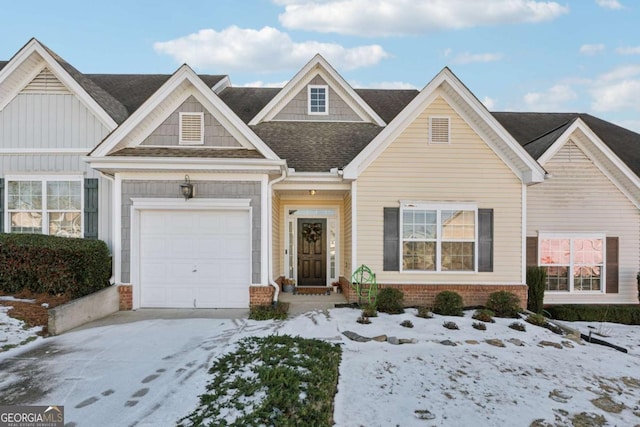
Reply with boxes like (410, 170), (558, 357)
(139, 209), (251, 308)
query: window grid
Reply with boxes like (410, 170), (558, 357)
(539, 236), (604, 292)
(308, 85), (328, 115)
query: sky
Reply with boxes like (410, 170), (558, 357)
(1, 0), (640, 131)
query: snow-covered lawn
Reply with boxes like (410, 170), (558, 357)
(1, 307), (640, 426)
(0, 299), (43, 352)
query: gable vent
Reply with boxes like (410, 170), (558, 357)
(21, 67), (68, 94)
(179, 112), (204, 145)
(429, 117), (450, 144)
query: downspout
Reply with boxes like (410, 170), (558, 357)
(267, 165), (288, 304)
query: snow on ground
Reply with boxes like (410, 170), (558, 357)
(1, 308), (640, 426)
(0, 304), (42, 350)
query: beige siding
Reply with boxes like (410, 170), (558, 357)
(527, 139), (640, 304)
(141, 95), (242, 147)
(357, 96), (523, 284)
(272, 192), (281, 279)
(0, 93), (109, 149)
(273, 75), (362, 122)
(343, 191), (352, 278)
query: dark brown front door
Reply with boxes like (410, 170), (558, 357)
(297, 218), (326, 286)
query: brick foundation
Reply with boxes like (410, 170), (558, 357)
(250, 285), (275, 307)
(345, 283), (528, 308)
(118, 285), (133, 310)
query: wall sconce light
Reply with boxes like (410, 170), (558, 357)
(180, 175), (194, 200)
(309, 189), (316, 196)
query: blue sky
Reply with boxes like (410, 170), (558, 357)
(2, 0), (640, 131)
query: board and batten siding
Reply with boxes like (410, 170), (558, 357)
(141, 95), (242, 147)
(357, 95), (523, 284)
(0, 93), (109, 149)
(273, 75), (362, 122)
(120, 180), (262, 284)
(527, 140), (640, 304)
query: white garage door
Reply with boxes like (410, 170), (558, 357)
(139, 209), (250, 308)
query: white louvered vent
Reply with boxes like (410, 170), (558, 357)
(21, 67), (68, 94)
(429, 117), (450, 144)
(179, 112), (204, 145)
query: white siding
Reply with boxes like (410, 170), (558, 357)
(528, 139), (640, 304)
(0, 93), (109, 149)
(357, 96), (523, 284)
(0, 154), (99, 176)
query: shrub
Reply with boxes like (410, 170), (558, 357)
(443, 321), (459, 330)
(486, 291), (521, 318)
(416, 306), (433, 319)
(433, 291), (464, 316)
(509, 322), (526, 332)
(527, 266), (547, 314)
(472, 309), (496, 323)
(361, 304), (378, 318)
(472, 321), (487, 331)
(525, 313), (547, 327)
(545, 305), (640, 325)
(249, 302), (289, 320)
(0, 233), (111, 298)
(400, 320), (414, 328)
(376, 288), (405, 314)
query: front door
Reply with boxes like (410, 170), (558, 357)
(297, 218), (326, 286)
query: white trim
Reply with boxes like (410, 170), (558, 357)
(0, 40), (118, 130)
(87, 156), (285, 172)
(538, 232), (607, 294)
(114, 174), (123, 285)
(211, 76), (231, 93)
(284, 204), (341, 286)
(116, 172), (266, 181)
(342, 68), (546, 183)
(376, 281), (525, 286)
(307, 84), (328, 115)
(521, 183), (527, 284)
(351, 180), (358, 272)
(249, 54), (385, 126)
(129, 198), (252, 309)
(178, 112), (204, 145)
(399, 202), (478, 273)
(261, 175), (269, 285)
(90, 65), (280, 160)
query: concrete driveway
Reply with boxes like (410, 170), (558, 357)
(0, 311), (272, 426)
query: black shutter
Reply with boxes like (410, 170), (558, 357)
(606, 236), (619, 294)
(526, 236), (538, 267)
(383, 207), (400, 271)
(0, 179), (4, 233)
(478, 208), (493, 272)
(84, 178), (99, 239)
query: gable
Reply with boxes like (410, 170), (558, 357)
(141, 95), (242, 148)
(21, 67), (69, 94)
(548, 140), (590, 164)
(273, 75), (362, 122)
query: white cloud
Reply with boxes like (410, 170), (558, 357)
(595, 0), (623, 9)
(277, 0), (569, 36)
(615, 46), (640, 55)
(586, 65), (640, 112)
(444, 48), (452, 57)
(523, 85), (577, 111)
(597, 65), (640, 82)
(451, 52), (503, 65)
(154, 26), (389, 72)
(482, 96), (497, 110)
(579, 44), (605, 55)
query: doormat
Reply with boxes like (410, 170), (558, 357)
(293, 286), (331, 296)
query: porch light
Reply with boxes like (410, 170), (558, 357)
(180, 175), (194, 200)
(309, 189), (317, 196)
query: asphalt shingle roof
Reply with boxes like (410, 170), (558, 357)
(493, 112), (640, 177)
(218, 87), (280, 124)
(252, 121), (384, 172)
(110, 147), (265, 159)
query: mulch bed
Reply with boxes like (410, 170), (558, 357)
(0, 290), (71, 335)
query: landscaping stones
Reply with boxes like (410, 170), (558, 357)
(539, 341), (563, 349)
(591, 395), (625, 413)
(439, 340), (457, 347)
(507, 338), (525, 347)
(414, 409), (436, 420)
(549, 389), (572, 403)
(485, 339), (506, 348)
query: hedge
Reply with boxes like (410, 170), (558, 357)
(545, 304), (640, 325)
(0, 233), (111, 298)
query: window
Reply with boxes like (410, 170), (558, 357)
(401, 203), (476, 272)
(179, 112), (204, 145)
(6, 178), (82, 237)
(539, 235), (604, 292)
(308, 85), (328, 115)
(429, 116), (450, 144)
